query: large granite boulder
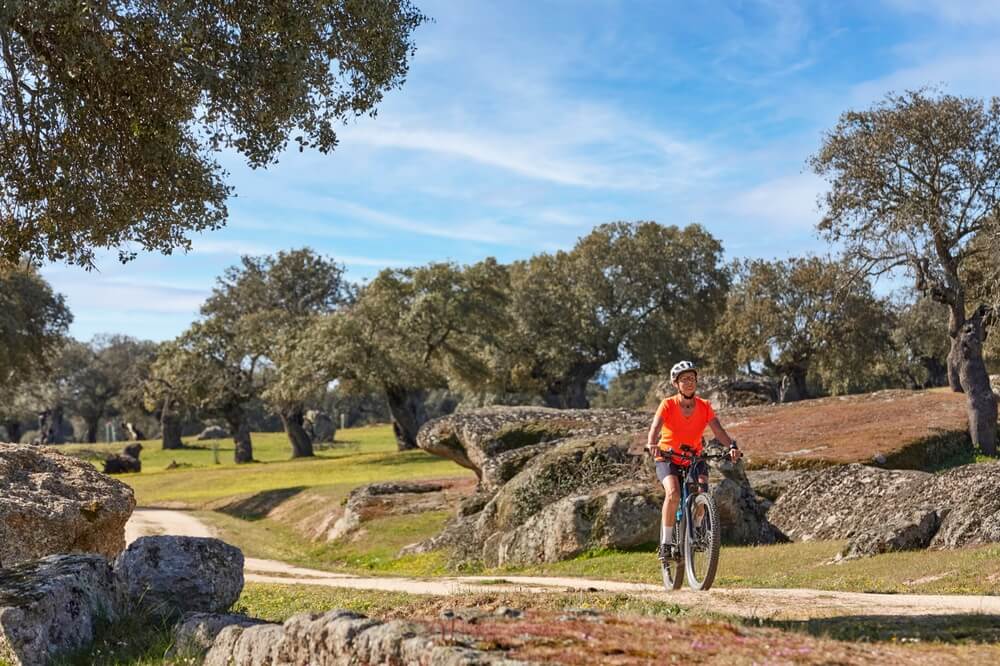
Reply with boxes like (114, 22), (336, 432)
(114, 536), (244, 620)
(483, 482), (661, 566)
(0, 442), (136, 567)
(769, 462), (1000, 557)
(417, 407), (649, 491)
(646, 375), (777, 409)
(0, 554), (118, 666)
(203, 609), (523, 666)
(412, 430), (780, 566)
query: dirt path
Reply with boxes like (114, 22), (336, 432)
(127, 508), (1000, 621)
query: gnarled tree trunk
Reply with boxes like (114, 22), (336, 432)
(84, 418), (99, 444)
(778, 366), (809, 403)
(161, 395), (183, 450)
(947, 306), (965, 392)
(385, 386), (428, 451)
(957, 306), (997, 456)
(542, 362), (603, 409)
(280, 405), (314, 458)
(2, 419), (22, 444)
(38, 406), (69, 444)
(224, 406), (254, 463)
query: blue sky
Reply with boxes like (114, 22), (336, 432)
(42, 0), (1000, 342)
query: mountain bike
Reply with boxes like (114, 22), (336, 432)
(657, 446), (724, 592)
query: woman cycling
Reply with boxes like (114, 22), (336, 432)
(645, 360), (741, 561)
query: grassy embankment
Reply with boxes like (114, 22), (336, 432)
(63, 423), (1000, 595)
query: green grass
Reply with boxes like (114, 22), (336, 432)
(505, 540), (1000, 595)
(235, 582), (687, 623)
(201, 508), (453, 576)
(62, 425), (473, 507)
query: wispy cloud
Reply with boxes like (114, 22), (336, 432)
(883, 0), (1000, 24)
(728, 172), (827, 230)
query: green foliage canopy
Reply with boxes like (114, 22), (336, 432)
(502, 222), (728, 407)
(0, 0), (427, 267)
(711, 256), (891, 400)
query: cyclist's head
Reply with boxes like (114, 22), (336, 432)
(670, 360), (698, 396)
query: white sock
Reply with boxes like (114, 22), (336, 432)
(661, 524), (674, 544)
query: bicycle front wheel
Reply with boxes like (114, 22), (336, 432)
(684, 493), (720, 591)
(661, 522), (684, 591)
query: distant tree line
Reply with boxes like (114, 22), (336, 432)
(2, 91), (999, 458)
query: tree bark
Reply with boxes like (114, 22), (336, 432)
(2, 419), (21, 443)
(160, 395), (183, 450)
(385, 386), (428, 451)
(224, 406), (254, 463)
(920, 356), (948, 388)
(38, 406), (68, 444)
(778, 367), (809, 403)
(946, 306), (965, 392)
(956, 306), (997, 456)
(84, 418), (99, 444)
(542, 363), (602, 409)
(280, 405), (314, 458)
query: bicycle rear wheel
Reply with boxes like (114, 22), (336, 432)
(684, 494), (720, 591)
(660, 521), (684, 591)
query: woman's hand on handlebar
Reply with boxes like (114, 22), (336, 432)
(728, 442), (743, 462)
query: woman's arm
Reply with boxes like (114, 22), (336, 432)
(646, 411), (662, 451)
(708, 418), (742, 460)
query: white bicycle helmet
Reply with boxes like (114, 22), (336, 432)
(670, 360), (697, 383)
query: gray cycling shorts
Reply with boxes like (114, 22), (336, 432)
(655, 459), (709, 484)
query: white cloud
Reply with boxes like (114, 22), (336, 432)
(729, 172), (827, 229)
(884, 0), (1000, 23)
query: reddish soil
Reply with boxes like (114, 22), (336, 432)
(716, 389), (968, 466)
(408, 611), (1000, 665)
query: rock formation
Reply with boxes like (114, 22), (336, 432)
(115, 536), (244, 620)
(202, 609), (525, 666)
(0, 554), (119, 666)
(103, 442), (143, 474)
(769, 463), (1000, 558)
(0, 536), (246, 665)
(413, 409), (780, 567)
(0, 442), (135, 567)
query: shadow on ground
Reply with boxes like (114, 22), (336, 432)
(214, 486), (307, 520)
(765, 613), (1000, 643)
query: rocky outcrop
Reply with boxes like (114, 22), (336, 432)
(0, 554), (118, 666)
(202, 609), (527, 666)
(0, 442), (135, 567)
(327, 481), (445, 542)
(114, 536), (244, 620)
(169, 612), (268, 659)
(647, 375), (777, 409)
(412, 420), (780, 566)
(0, 536), (247, 665)
(103, 443), (143, 474)
(416, 407), (649, 491)
(483, 482), (661, 566)
(769, 463), (1000, 558)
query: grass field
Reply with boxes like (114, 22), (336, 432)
(64, 424), (1000, 595)
(62, 425), (473, 506)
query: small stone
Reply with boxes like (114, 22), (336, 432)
(873, 453), (887, 465)
(494, 606), (523, 619)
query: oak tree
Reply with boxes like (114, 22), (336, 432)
(0, 0), (427, 267)
(812, 90), (1000, 453)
